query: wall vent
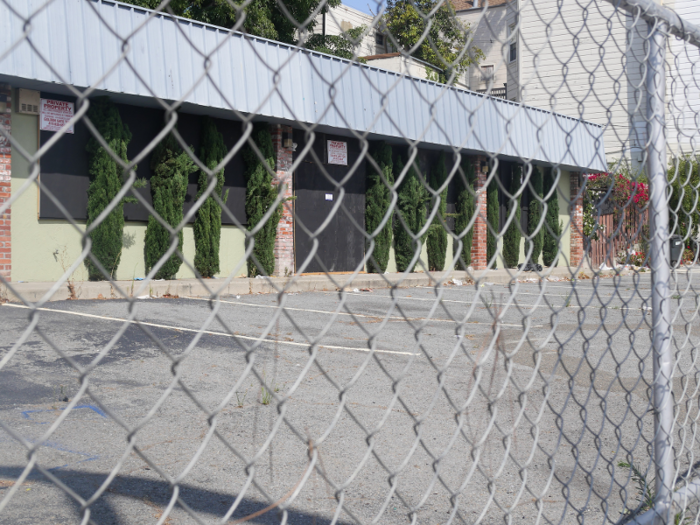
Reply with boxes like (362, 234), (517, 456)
(18, 88), (40, 114)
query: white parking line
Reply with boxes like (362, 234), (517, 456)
(1, 303), (416, 357)
(186, 296), (531, 327)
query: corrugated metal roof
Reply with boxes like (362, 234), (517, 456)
(0, 0), (606, 171)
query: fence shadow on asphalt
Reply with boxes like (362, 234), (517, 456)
(0, 466), (351, 525)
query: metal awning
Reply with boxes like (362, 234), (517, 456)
(0, 0), (607, 171)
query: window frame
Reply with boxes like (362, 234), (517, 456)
(508, 24), (517, 63)
(480, 64), (494, 82)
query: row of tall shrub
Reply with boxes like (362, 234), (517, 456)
(365, 151), (563, 272)
(365, 147), (482, 273)
(85, 98), (282, 281)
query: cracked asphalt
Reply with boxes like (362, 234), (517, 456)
(1, 271), (699, 524)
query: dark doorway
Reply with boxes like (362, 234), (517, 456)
(293, 130), (366, 273)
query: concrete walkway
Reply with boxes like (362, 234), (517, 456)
(0, 265), (650, 303)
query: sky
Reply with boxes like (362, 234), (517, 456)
(340, 0), (384, 16)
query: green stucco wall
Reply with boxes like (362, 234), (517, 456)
(557, 171), (572, 266)
(10, 95), (247, 283)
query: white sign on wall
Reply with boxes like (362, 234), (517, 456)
(327, 140), (347, 166)
(40, 99), (74, 134)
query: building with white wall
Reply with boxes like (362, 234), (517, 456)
(313, 3), (389, 58)
(454, 0), (511, 97)
(456, 0), (699, 166)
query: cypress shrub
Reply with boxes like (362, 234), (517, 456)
(454, 157), (476, 269)
(85, 97), (133, 281)
(365, 142), (394, 273)
(394, 155), (429, 272)
(543, 168), (561, 266)
(668, 157), (700, 240)
(145, 133), (196, 280)
(502, 165), (522, 268)
(486, 172), (499, 267)
(427, 152), (448, 271)
(194, 117), (229, 278)
(243, 123), (282, 277)
(527, 167), (544, 264)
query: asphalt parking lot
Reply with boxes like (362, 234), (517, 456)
(1, 272), (699, 524)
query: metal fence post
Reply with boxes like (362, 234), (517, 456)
(647, 18), (674, 525)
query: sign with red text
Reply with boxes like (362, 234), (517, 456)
(40, 99), (74, 133)
(327, 140), (347, 165)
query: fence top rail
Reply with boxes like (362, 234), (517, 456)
(603, 0), (700, 47)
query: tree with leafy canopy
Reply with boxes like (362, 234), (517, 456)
(668, 156), (700, 242)
(394, 154), (429, 272)
(502, 165), (522, 268)
(127, 0), (367, 60)
(486, 173), (499, 267)
(145, 133), (196, 280)
(306, 25), (369, 61)
(365, 142), (394, 273)
(85, 97), (143, 281)
(427, 152), (448, 271)
(242, 123), (283, 277)
(454, 157), (476, 269)
(542, 168), (561, 267)
(383, 0), (483, 84)
(527, 167), (544, 265)
(194, 117), (229, 278)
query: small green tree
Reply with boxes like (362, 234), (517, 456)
(394, 155), (429, 272)
(454, 157), (476, 269)
(194, 117), (229, 278)
(527, 167), (544, 265)
(427, 152), (448, 271)
(668, 156), (700, 242)
(305, 26), (369, 61)
(542, 169), (561, 267)
(145, 133), (196, 280)
(243, 123), (283, 277)
(384, 0), (483, 84)
(365, 142), (394, 273)
(85, 97), (136, 281)
(502, 166), (522, 268)
(487, 173), (499, 267)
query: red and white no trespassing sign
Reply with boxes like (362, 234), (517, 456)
(40, 99), (74, 134)
(327, 140), (347, 166)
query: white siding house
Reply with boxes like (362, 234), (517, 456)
(455, 0), (512, 97)
(313, 4), (388, 57)
(457, 0), (699, 168)
(666, 0), (700, 159)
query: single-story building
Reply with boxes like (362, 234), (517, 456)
(0, 0), (605, 282)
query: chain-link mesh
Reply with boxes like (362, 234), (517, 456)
(0, 0), (699, 523)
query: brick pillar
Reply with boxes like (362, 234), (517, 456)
(471, 156), (488, 270)
(0, 84), (11, 282)
(569, 171), (584, 266)
(270, 125), (294, 277)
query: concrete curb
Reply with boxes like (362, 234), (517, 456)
(0, 265), (643, 304)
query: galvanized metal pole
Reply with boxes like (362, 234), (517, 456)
(647, 18), (675, 525)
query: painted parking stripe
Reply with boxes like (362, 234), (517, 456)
(1, 303), (416, 357)
(184, 296), (532, 326)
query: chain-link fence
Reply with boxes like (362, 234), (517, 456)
(0, 0), (699, 523)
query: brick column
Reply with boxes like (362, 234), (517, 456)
(270, 125), (294, 277)
(0, 85), (11, 282)
(569, 171), (585, 266)
(471, 156), (488, 270)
